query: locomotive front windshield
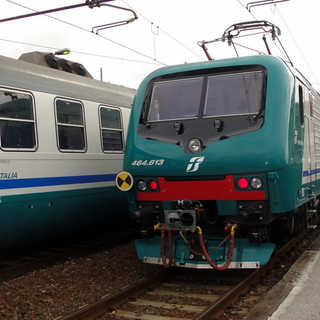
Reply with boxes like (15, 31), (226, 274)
(147, 70), (264, 122)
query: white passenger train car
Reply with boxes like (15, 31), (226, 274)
(0, 54), (135, 249)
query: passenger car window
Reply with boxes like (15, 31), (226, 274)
(99, 106), (123, 152)
(56, 99), (86, 151)
(0, 90), (36, 150)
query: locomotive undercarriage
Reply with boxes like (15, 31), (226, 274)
(132, 195), (320, 270)
(273, 199), (319, 240)
(133, 199), (273, 242)
(132, 199), (277, 269)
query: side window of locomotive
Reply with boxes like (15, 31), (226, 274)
(55, 99), (86, 152)
(204, 71), (263, 117)
(99, 106), (123, 152)
(0, 90), (36, 150)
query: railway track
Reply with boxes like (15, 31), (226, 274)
(0, 228), (137, 283)
(58, 269), (250, 320)
(58, 224), (319, 320)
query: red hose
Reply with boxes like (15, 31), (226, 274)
(161, 229), (173, 268)
(197, 226), (235, 271)
(185, 234), (230, 257)
(159, 226), (236, 270)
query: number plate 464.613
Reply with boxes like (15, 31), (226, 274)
(131, 159), (164, 166)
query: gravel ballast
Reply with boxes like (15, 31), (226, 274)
(0, 242), (161, 320)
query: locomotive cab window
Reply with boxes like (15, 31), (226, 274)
(147, 69), (264, 122)
(148, 78), (202, 121)
(55, 99), (86, 152)
(204, 71), (263, 116)
(0, 90), (36, 150)
(139, 67), (266, 152)
(99, 106), (124, 152)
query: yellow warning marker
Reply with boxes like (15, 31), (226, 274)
(115, 171), (134, 191)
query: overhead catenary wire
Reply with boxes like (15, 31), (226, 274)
(4, 0), (167, 66)
(2, 0), (115, 23)
(274, 5), (320, 88)
(237, 0), (320, 88)
(0, 37), (161, 65)
(237, 0), (258, 19)
(120, 0), (205, 61)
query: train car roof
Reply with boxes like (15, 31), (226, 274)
(0, 54), (135, 108)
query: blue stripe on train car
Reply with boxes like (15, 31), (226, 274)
(0, 174), (116, 189)
(303, 169), (320, 177)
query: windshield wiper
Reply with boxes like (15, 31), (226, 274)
(139, 94), (152, 128)
(253, 109), (264, 121)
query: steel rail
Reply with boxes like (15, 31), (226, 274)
(194, 222), (318, 320)
(58, 271), (173, 320)
(58, 216), (319, 320)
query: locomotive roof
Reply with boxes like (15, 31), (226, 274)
(0, 54), (135, 108)
(140, 55), (319, 97)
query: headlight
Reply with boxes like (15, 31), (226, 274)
(137, 180), (147, 191)
(188, 138), (202, 153)
(250, 177), (262, 189)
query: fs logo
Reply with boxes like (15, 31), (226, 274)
(186, 156), (205, 172)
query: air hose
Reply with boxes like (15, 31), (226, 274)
(155, 224), (236, 270)
(154, 225), (173, 268)
(161, 229), (173, 268)
(196, 225), (236, 271)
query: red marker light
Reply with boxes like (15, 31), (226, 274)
(236, 177), (249, 189)
(148, 180), (158, 191)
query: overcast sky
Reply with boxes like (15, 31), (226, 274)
(0, 0), (319, 90)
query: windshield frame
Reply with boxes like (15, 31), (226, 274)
(143, 66), (266, 123)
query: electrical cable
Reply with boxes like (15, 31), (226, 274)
(4, 0), (167, 66)
(120, 0), (205, 60)
(237, 0), (320, 88)
(275, 5), (320, 88)
(0, 37), (161, 65)
(237, 0), (258, 19)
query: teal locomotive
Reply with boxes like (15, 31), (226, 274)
(117, 53), (320, 270)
